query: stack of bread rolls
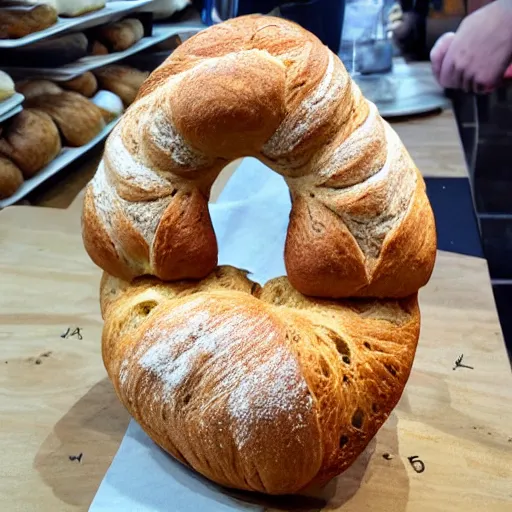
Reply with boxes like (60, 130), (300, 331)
(0, 1), (58, 39)
(0, 72), (129, 201)
(82, 15), (437, 495)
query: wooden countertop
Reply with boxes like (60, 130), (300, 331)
(1, 108), (511, 511)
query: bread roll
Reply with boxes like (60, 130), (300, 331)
(0, 32), (89, 67)
(0, 1), (57, 39)
(26, 0), (106, 17)
(83, 15), (436, 298)
(15, 79), (63, 100)
(26, 91), (105, 147)
(99, 265), (420, 494)
(91, 90), (123, 122)
(83, 16), (437, 496)
(95, 18), (144, 52)
(60, 72), (98, 98)
(56, 0), (106, 17)
(90, 39), (108, 56)
(0, 71), (15, 101)
(0, 156), (24, 199)
(94, 65), (149, 106)
(0, 108), (61, 178)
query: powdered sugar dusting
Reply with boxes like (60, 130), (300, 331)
(320, 122), (417, 259)
(263, 52), (346, 159)
(317, 101), (382, 184)
(148, 105), (211, 169)
(91, 160), (116, 233)
(122, 294), (313, 454)
(106, 125), (170, 195)
(228, 345), (312, 450)
(118, 194), (172, 245)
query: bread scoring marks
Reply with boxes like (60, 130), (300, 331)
(106, 125), (170, 196)
(118, 194), (172, 246)
(148, 103), (211, 170)
(318, 123), (417, 261)
(90, 160), (117, 238)
(228, 345), (313, 451)
(315, 101), (384, 187)
(262, 51), (347, 160)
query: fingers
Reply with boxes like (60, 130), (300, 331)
(439, 49), (463, 90)
(430, 32), (455, 83)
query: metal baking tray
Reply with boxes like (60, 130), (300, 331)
(0, 93), (24, 123)
(2, 22), (204, 81)
(0, 118), (118, 209)
(0, 0), (155, 49)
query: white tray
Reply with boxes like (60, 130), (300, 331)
(0, 104), (23, 124)
(0, 118), (119, 209)
(0, 0), (155, 49)
(0, 93), (24, 121)
(3, 22), (205, 81)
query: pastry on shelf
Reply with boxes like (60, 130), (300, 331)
(0, 32), (89, 67)
(0, 71), (15, 101)
(16, 79), (62, 100)
(60, 72), (98, 98)
(92, 18), (144, 53)
(90, 39), (108, 56)
(94, 65), (149, 106)
(0, 108), (61, 178)
(25, 0), (106, 17)
(0, 155), (24, 199)
(152, 0), (191, 20)
(91, 90), (124, 122)
(0, 1), (58, 40)
(26, 91), (105, 146)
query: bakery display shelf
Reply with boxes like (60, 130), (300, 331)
(0, 0), (155, 49)
(0, 93), (24, 122)
(0, 104), (22, 124)
(0, 118), (118, 209)
(2, 22), (205, 81)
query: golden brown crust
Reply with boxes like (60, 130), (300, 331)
(0, 155), (23, 198)
(152, 188), (218, 280)
(26, 91), (105, 147)
(94, 65), (149, 107)
(100, 266), (419, 494)
(15, 79), (63, 100)
(95, 18), (144, 52)
(0, 2), (57, 40)
(60, 72), (98, 98)
(0, 108), (61, 178)
(82, 15), (436, 299)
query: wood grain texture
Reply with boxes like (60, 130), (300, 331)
(391, 110), (467, 178)
(1, 196), (511, 510)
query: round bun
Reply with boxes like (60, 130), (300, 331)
(101, 266), (419, 495)
(0, 156), (24, 199)
(82, 15), (437, 496)
(61, 72), (98, 98)
(15, 79), (63, 100)
(0, 108), (61, 178)
(82, 15), (436, 299)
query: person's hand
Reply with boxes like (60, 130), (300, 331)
(430, 0), (512, 93)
